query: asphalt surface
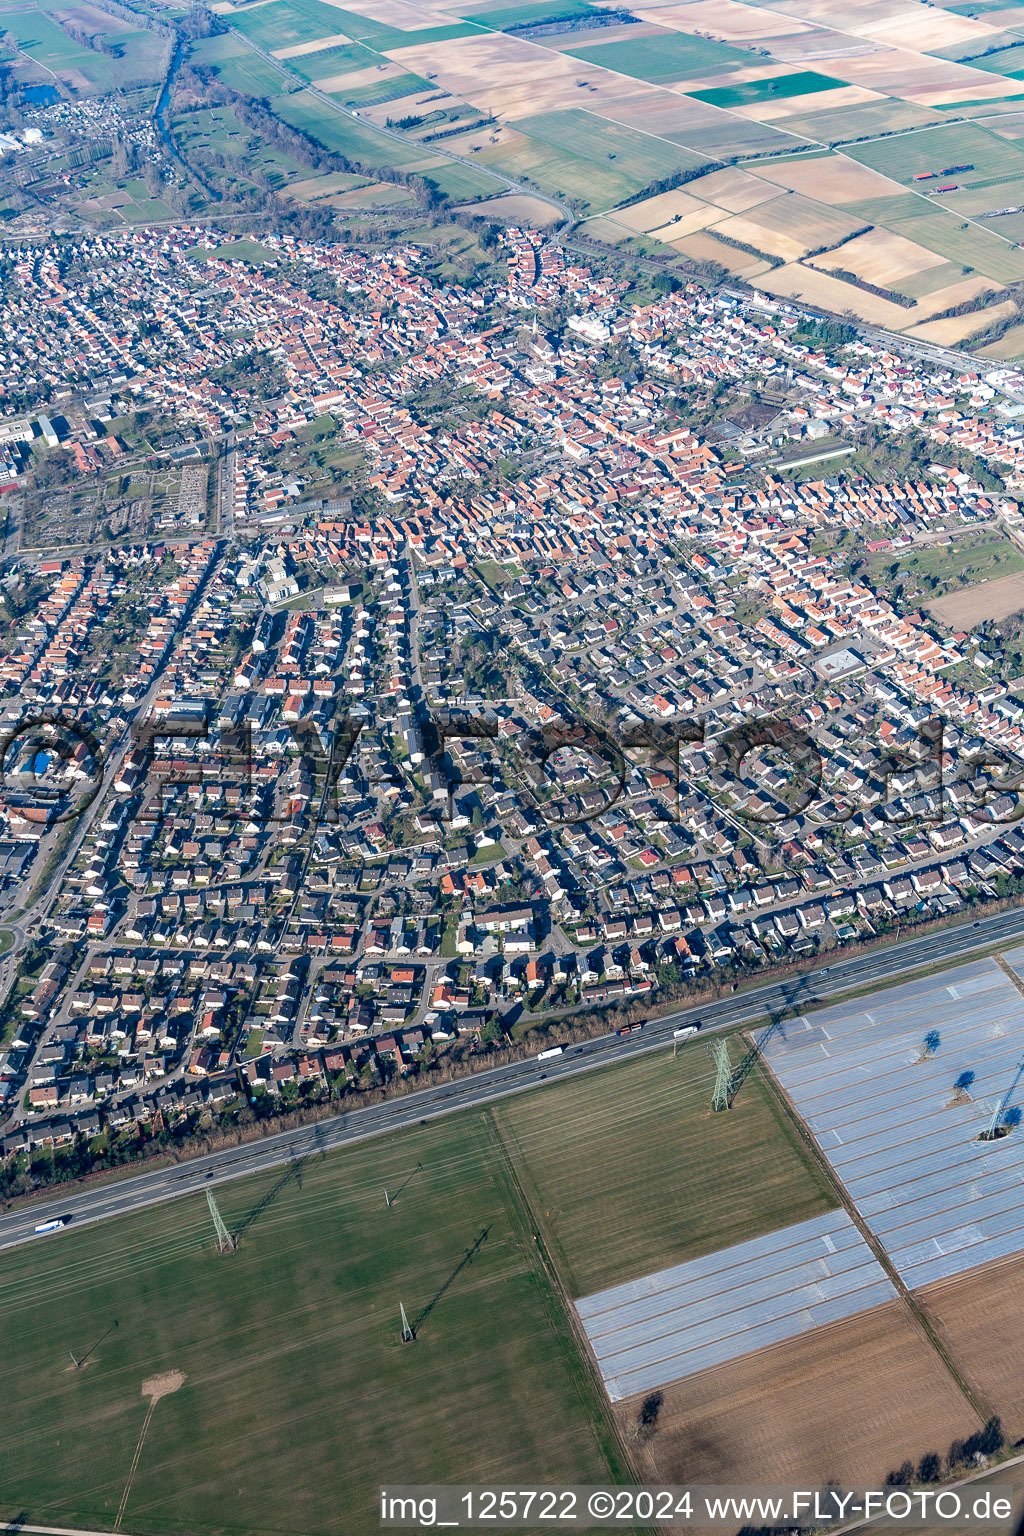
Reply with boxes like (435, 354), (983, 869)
(4, 903), (1024, 1254)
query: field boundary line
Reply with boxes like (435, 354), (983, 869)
(994, 951), (1024, 1001)
(482, 1108), (648, 1514)
(747, 1045), (995, 1428)
(489, 1102), (580, 1295)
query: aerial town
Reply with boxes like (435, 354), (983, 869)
(10, 1), (1024, 1531)
(1, 225), (1024, 1171)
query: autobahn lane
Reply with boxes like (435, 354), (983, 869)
(3, 902), (1024, 1254)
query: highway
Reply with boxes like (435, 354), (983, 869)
(4, 903), (1024, 1254)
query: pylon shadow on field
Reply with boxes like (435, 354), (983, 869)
(386, 1161), (423, 1208)
(728, 973), (818, 1102)
(411, 1226), (490, 1336)
(232, 1148), (308, 1244)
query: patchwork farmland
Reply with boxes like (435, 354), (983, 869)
(10, 0), (1024, 334)
(178, 0), (1024, 348)
(8, 945), (1024, 1530)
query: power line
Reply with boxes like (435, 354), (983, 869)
(710, 1038), (732, 1112)
(206, 1189), (235, 1253)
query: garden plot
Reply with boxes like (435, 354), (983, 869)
(576, 1208), (894, 1401)
(757, 957), (1024, 1290)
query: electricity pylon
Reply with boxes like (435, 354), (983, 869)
(400, 1302), (414, 1343)
(710, 1038), (732, 1112)
(207, 1189), (235, 1253)
(984, 1050), (1024, 1139)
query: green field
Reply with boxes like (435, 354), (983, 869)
(864, 534), (1024, 596)
(190, 33), (295, 97)
(302, 6), (477, 50)
(172, 102), (330, 194)
(0, 1113), (627, 1536)
(846, 122), (1024, 186)
(690, 71), (844, 108)
(0, 3), (166, 92)
(275, 90), (434, 169)
(788, 98), (942, 145)
(331, 73), (433, 108)
(563, 30), (753, 84)
(513, 109), (703, 185)
(478, 125), (640, 208)
(0, 1028), (850, 1535)
(460, 0), (594, 27)
(285, 39), (383, 80)
(889, 212), (1024, 283)
(231, 0), (374, 51)
(231, 0), (475, 53)
(495, 1045), (838, 1297)
(890, 258), (970, 301)
(188, 239), (278, 263)
(959, 40), (1024, 74)
(842, 191), (948, 224)
(419, 159), (502, 199)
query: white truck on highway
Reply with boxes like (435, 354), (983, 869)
(34, 1214), (73, 1235)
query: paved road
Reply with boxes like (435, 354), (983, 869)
(0, 542), (231, 1133)
(4, 903), (1024, 1254)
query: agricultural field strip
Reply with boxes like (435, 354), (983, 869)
(222, 0), (1024, 269)
(997, 942), (1024, 979)
(758, 958), (1024, 1289)
(576, 1209), (895, 1402)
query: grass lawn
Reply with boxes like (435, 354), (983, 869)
(864, 535), (1024, 595)
(494, 1044), (838, 1297)
(475, 558), (518, 590)
(0, 1113), (627, 1536)
(188, 239), (278, 264)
